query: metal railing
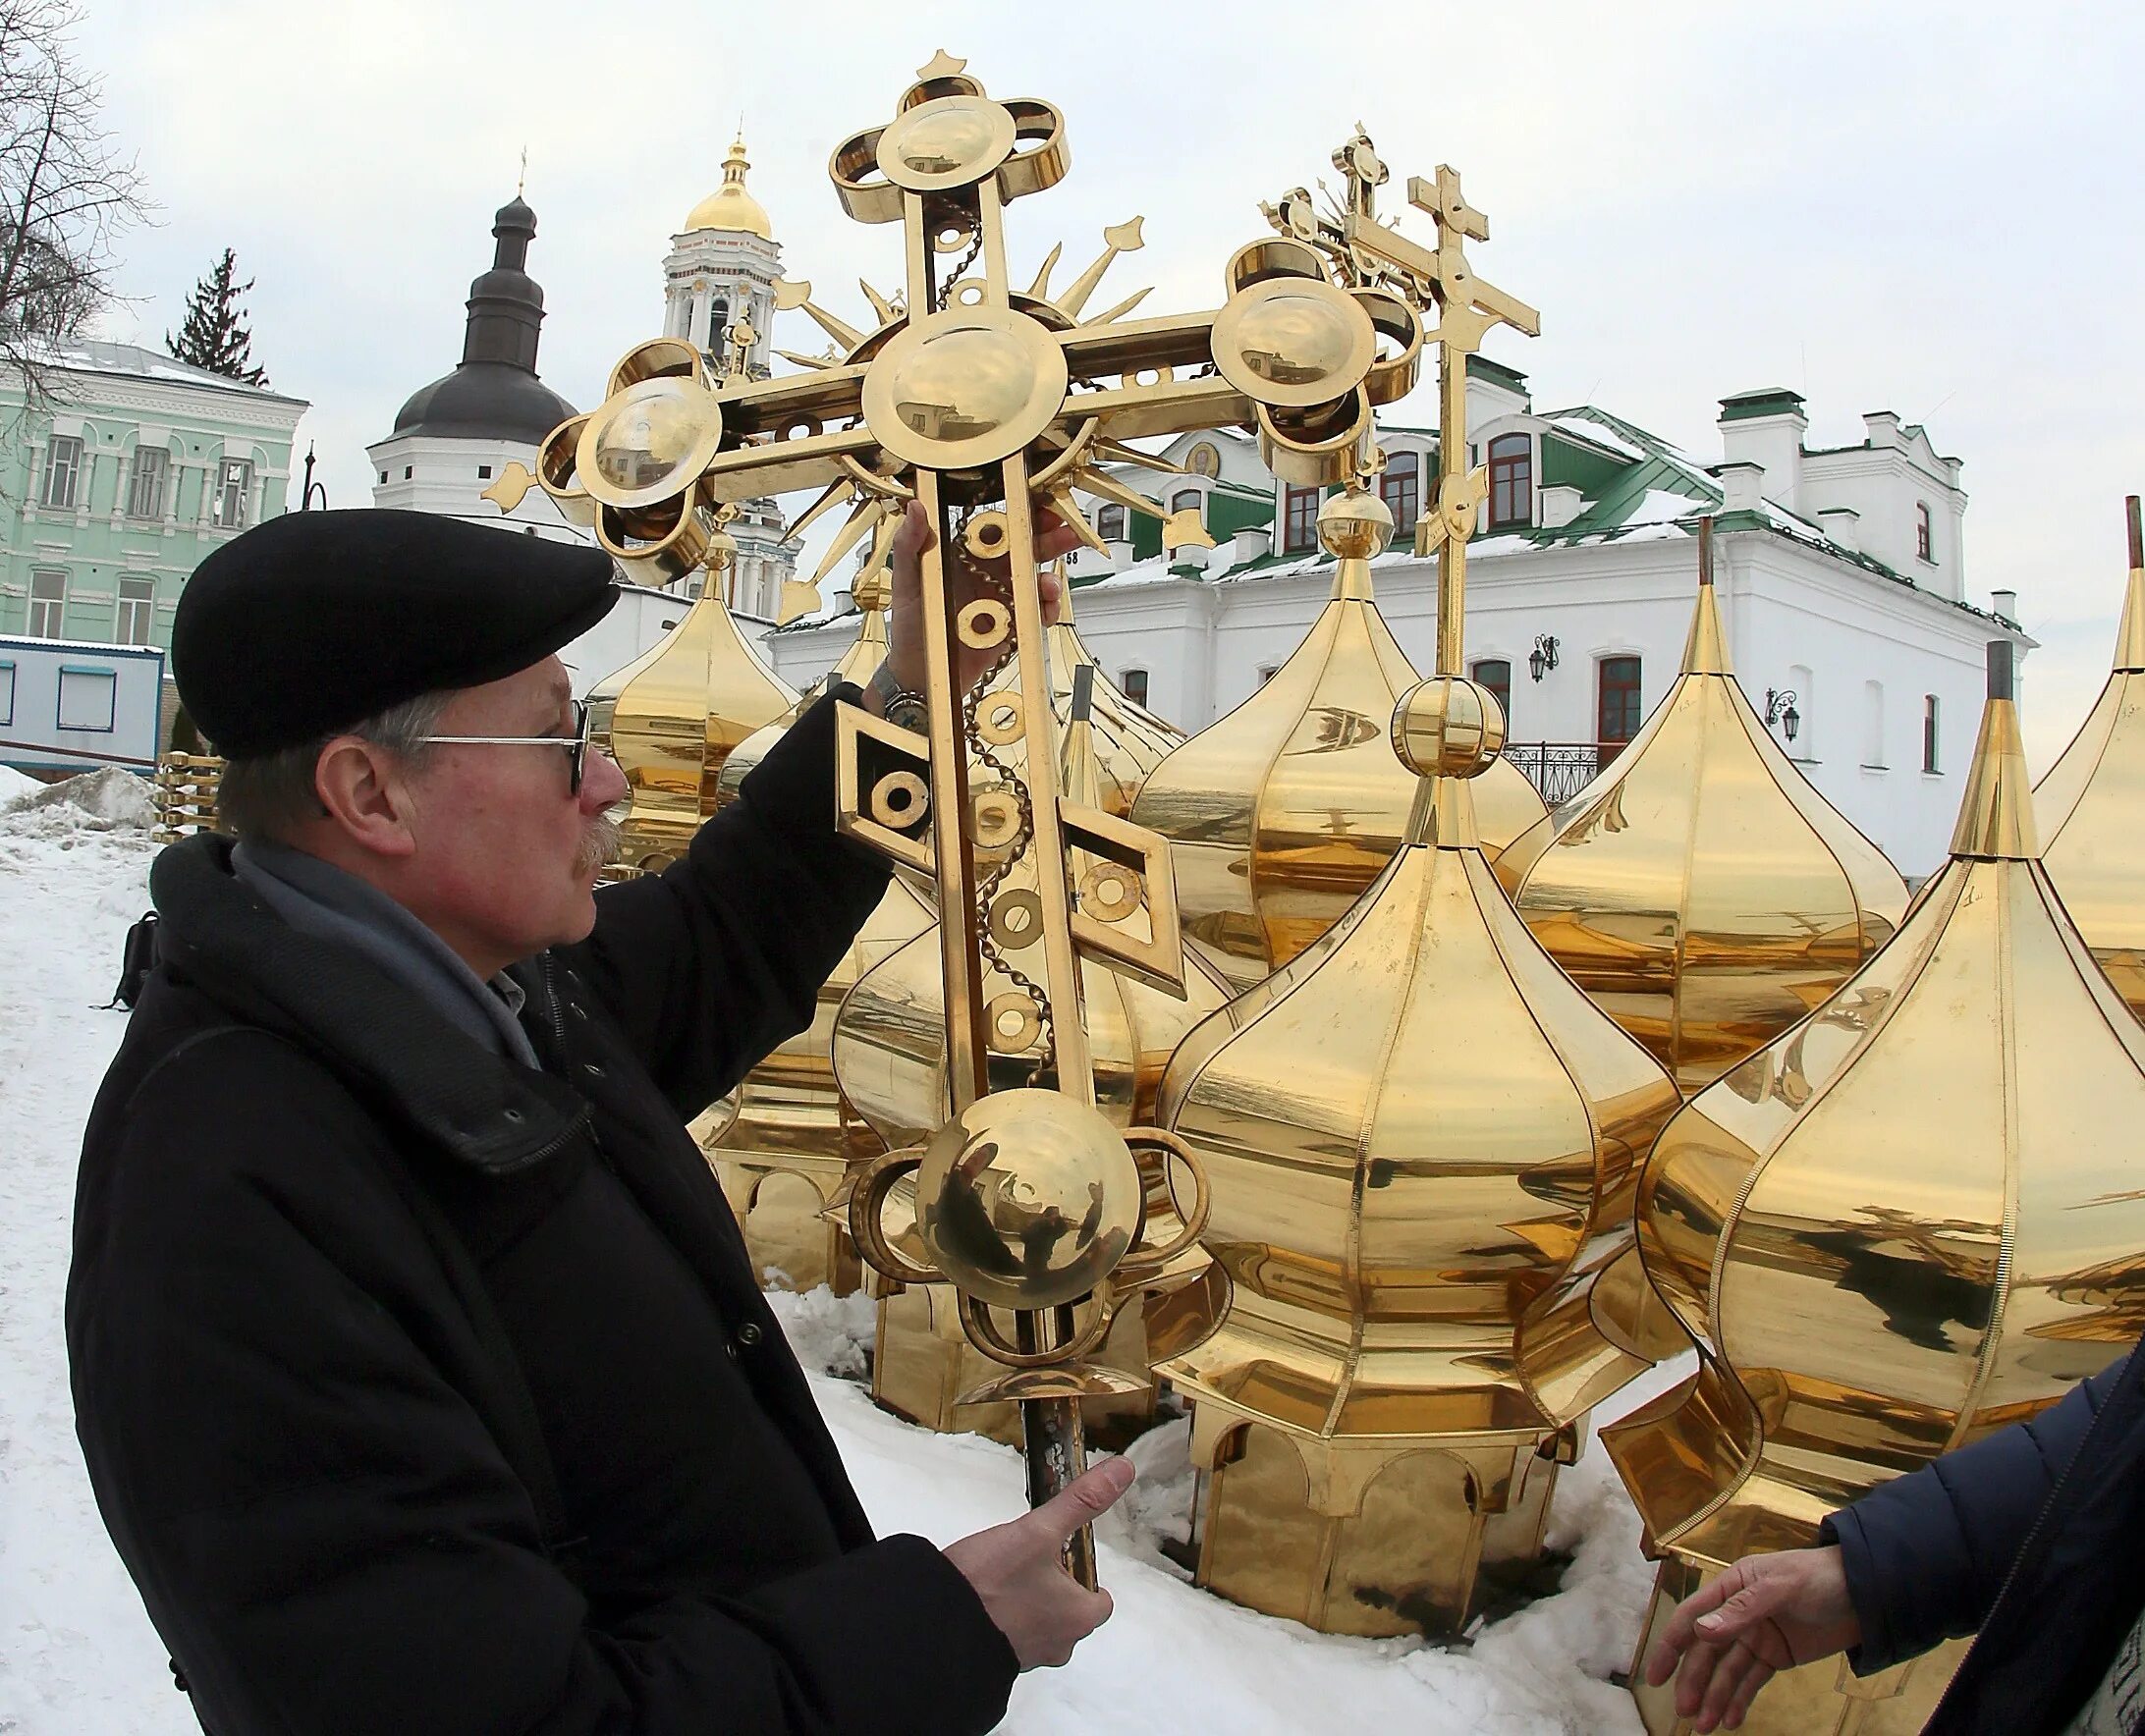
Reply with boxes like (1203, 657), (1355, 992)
(1502, 741), (1622, 806)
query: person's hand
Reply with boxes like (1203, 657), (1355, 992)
(1643, 1546), (1862, 1732)
(883, 498), (1081, 698)
(942, 1456), (1131, 1670)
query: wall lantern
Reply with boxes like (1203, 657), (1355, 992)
(1529, 633), (1560, 683)
(1765, 686), (1801, 744)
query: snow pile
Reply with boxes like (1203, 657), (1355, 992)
(0, 763), (43, 804)
(0, 807), (1674, 1735)
(1, 768), (157, 841)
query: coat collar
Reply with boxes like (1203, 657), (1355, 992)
(149, 834), (587, 1174)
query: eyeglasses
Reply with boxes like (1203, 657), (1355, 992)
(414, 699), (598, 794)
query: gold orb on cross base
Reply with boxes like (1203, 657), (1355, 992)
(1316, 484), (1394, 560)
(915, 1089), (1144, 1312)
(1392, 675), (1507, 780)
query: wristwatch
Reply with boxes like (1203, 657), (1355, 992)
(868, 660), (929, 734)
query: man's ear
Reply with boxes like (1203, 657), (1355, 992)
(312, 737), (419, 861)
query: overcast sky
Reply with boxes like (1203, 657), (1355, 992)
(70, 0), (2145, 768)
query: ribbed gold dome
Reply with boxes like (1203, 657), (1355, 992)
(589, 540), (797, 873)
(1606, 649), (2145, 1732)
(1496, 530), (1906, 1095)
(2035, 511), (2145, 1021)
(1154, 705), (1680, 1636)
(684, 136), (774, 239)
(1129, 487), (1547, 989)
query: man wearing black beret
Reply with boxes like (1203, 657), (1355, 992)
(66, 505), (1120, 1736)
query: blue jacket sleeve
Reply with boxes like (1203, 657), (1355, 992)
(564, 686), (891, 1120)
(1822, 1347), (2132, 1674)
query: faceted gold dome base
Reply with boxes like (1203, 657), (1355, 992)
(712, 1159), (863, 1296)
(1182, 1405), (1573, 1637)
(1626, 1558), (1967, 1735)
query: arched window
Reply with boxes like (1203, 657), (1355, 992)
(1121, 668), (1150, 707)
(1096, 504), (1128, 543)
(1171, 487), (1202, 515)
(1598, 656), (1642, 757)
(1916, 502), (1934, 563)
(1379, 452), (1420, 535)
(1487, 433), (1532, 528)
(706, 296), (730, 355)
(1283, 485), (1318, 552)
(1471, 658), (1512, 732)
(1863, 680), (1886, 768)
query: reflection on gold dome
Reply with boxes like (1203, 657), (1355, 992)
(1154, 484), (1680, 1639)
(2035, 497), (2145, 1023)
(588, 529), (796, 873)
(1129, 490), (1546, 990)
(683, 135), (774, 239)
(1605, 643), (2145, 1734)
(1496, 522), (1906, 1096)
(692, 578), (929, 1295)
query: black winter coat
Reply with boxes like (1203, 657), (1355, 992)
(1825, 1331), (2145, 1734)
(67, 691), (1019, 1736)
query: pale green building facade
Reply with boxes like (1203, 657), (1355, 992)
(0, 340), (306, 652)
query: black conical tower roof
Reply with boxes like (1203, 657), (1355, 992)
(392, 193), (577, 444)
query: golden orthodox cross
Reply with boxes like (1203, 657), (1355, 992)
(509, 56), (1444, 1583)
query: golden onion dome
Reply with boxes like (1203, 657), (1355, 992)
(1153, 681), (1680, 1636)
(2035, 505), (2145, 1020)
(684, 135), (775, 239)
(1495, 527), (1907, 1096)
(1129, 485), (1546, 990)
(1604, 643), (2145, 1627)
(588, 538), (797, 874)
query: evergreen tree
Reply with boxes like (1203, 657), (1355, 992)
(166, 247), (266, 386)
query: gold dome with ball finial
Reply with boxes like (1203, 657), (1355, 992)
(1129, 481), (1546, 989)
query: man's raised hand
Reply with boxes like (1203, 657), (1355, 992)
(884, 497), (1078, 697)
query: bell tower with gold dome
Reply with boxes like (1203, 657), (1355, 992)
(660, 136), (794, 619)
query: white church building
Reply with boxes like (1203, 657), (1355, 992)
(369, 147), (798, 695)
(768, 362), (2026, 878)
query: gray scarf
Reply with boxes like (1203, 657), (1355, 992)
(232, 839), (540, 1069)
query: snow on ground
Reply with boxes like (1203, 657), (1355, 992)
(0, 797), (1681, 1734)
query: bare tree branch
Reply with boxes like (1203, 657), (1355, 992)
(0, 0), (150, 408)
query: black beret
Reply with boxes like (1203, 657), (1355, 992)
(174, 508), (618, 758)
